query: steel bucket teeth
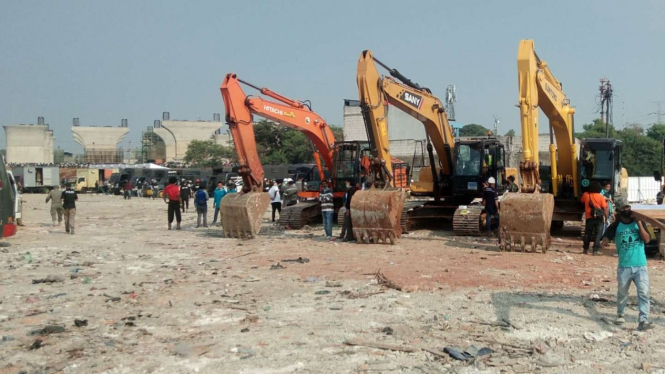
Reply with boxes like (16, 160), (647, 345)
(220, 192), (271, 239)
(498, 193), (554, 253)
(350, 189), (406, 245)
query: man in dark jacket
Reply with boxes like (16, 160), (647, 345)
(342, 179), (360, 242)
(180, 181), (191, 213)
(61, 184), (78, 235)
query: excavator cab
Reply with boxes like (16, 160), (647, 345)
(578, 139), (623, 197)
(452, 138), (506, 197)
(331, 141), (371, 194)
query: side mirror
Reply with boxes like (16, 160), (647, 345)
(654, 171), (662, 182)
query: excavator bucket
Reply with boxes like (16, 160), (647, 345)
(499, 193), (555, 253)
(220, 192), (271, 239)
(350, 189), (406, 244)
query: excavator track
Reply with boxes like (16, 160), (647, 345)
(498, 193), (554, 253)
(279, 202), (321, 229)
(351, 189), (406, 245)
(220, 192), (271, 239)
(452, 206), (485, 236)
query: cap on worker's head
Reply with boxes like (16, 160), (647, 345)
(488, 177), (496, 184)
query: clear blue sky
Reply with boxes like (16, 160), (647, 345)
(1, 0), (663, 153)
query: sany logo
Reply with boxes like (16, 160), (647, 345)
(400, 91), (423, 109)
(263, 105), (283, 116)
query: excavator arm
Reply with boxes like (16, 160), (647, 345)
(357, 50), (455, 196)
(219, 73), (337, 238)
(222, 74), (335, 188)
(517, 39), (578, 197)
(500, 39), (581, 252)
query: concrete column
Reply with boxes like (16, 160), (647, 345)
(161, 120), (222, 161)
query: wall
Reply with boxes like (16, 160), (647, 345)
(4, 124), (54, 164)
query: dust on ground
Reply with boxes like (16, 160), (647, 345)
(1, 194), (665, 374)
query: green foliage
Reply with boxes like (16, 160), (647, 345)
(253, 119), (317, 164)
(330, 125), (344, 142)
(505, 129), (515, 137)
(646, 124), (665, 142)
(576, 119), (661, 176)
(184, 140), (235, 168)
(459, 123), (489, 137)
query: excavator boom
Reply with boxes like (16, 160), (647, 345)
(220, 73), (337, 238)
(500, 40), (578, 252)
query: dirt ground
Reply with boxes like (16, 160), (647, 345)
(1, 193), (665, 374)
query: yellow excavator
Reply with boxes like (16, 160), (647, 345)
(355, 50), (508, 235)
(500, 39), (626, 252)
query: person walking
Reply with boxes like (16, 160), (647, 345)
(483, 177), (500, 236)
(61, 184), (78, 234)
(45, 185), (63, 227)
(123, 180), (133, 200)
(211, 181), (227, 225)
(194, 183), (209, 228)
(163, 176), (182, 230)
(602, 204), (655, 331)
(94, 180), (100, 195)
(269, 181), (282, 222)
(180, 181), (191, 213)
(342, 180), (360, 242)
(319, 180), (334, 239)
(581, 181), (609, 255)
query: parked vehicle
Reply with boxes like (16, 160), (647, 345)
(7, 171), (22, 226)
(75, 169), (103, 193)
(11, 166), (59, 193)
(0, 157), (17, 238)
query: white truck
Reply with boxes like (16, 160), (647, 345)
(11, 166), (60, 193)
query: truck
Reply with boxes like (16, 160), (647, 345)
(11, 166), (59, 193)
(74, 169), (103, 193)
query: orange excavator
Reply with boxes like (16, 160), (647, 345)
(221, 73), (410, 242)
(220, 73), (337, 238)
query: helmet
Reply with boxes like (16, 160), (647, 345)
(488, 177), (496, 184)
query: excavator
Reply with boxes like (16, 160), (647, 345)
(355, 50), (508, 235)
(220, 73), (409, 240)
(499, 39), (626, 252)
(220, 73), (336, 238)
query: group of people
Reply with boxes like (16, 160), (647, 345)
(162, 177), (238, 230)
(44, 184), (78, 234)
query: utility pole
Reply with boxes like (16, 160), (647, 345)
(654, 101), (663, 125)
(445, 85), (456, 122)
(599, 78), (613, 136)
(492, 116), (500, 136)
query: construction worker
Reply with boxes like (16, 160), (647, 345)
(61, 184), (78, 235)
(45, 185), (63, 227)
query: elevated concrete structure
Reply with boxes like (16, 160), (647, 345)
(152, 127), (176, 161)
(154, 113), (223, 162)
(72, 123), (129, 163)
(4, 119), (55, 164)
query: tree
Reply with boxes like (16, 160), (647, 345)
(459, 124), (489, 137)
(184, 140), (235, 168)
(505, 129), (515, 137)
(330, 125), (344, 142)
(646, 123), (665, 142)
